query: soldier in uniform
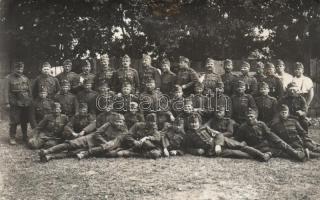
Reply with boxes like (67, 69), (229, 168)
(292, 62), (314, 107)
(94, 53), (115, 90)
(255, 82), (278, 125)
(113, 54), (140, 94)
(56, 59), (80, 94)
(275, 59), (293, 91)
(190, 81), (207, 112)
(38, 113), (128, 162)
(7, 62), (34, 144)
(221, 59), (237, 96)
(77, 78), (98, 114)
(201, 58), (222, 95)
(270, 105), (320, 160)
(29, 102), (69, 149)
(123, 102), (145, 129)
(157, 110), (175, 131)
(231, 80), (257, 124)
(237, 61), (258, 96)
(63, 103), (96, 140)
(140, 54), (161, 92)
(113, 82), (138, 114)
(94, 83), (115, 115)
(170, 85), (185, 117)
(184, 113), (272, 161)
(208, 81), (232, 118)
(31, 87), (54, 124)
(205, 105), (237, 138)
(32, 62), (60, 99)
(176, 56), (199, 96)
(263, 62), (284, 99)
(54, 80), (79, 118)
(160, 58), (177, 95)
(79, 60), (96, 88)
(253, 61), (266, 85)
(235, 109), (307, 161)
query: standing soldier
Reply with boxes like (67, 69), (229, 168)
(255, 82), (278, 125)
(29, 102), (69, 149)
(31, 87), (54, 124)
(275, 59), (293, 91)
(221, 59), (238, 96)
(32, 62), (60, 99)
(237, 61), (258, 96)
(254, 61), (266, 85)
(94, 53), (115, 90)
(56, 59), (80, 94)
(113, 54), (140, 94)
(54, 80), (79, 118)
(176, 56), (199, 96)
(231, 80), (257, 124)
(201, 58), (221, 95)
(140, 54), (161, 92)
(79, 60), (96, 88)
(7, 61), (34, 144)
(77, 79), (98, 114)
(292, 62), (314, 107)
(263, 62), (284, 99)
(160, 58), (177, 95)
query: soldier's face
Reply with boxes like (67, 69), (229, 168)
(259, 87), (269, 95)
(142, 57), (151, 67)
(99, 87), (109, 95)
(216, 87), (224, 94)
(237, 86), (246, 94)
(101, 58), (109, 66)
(294, 68), (303, 77)
(146, 82), (155, 91)
(224, 63), (233, 72)
(279, 110), (289, 119)
(215, 110), (225, 119)
(175, 90), (183, 98)
(265, 67), (275, 76)
(82, 65), (91, 73)
(129, 104), (138, 113)
(241, 66), (249, 75)
(174, 120), (184, 129)
(122, 86), (132, 95)
(194, 87), (203, 94)
(61, 85), (70, 93)
(256, 67), (264, 74)
(179, 61), (188, 69)
(114, 120), (124, 128)
(39, 92), (48, 99)
(42, 66), (51, 75)
(184, 104), (193, 113)
(247, 114), (257, 124)
(161, 63), (170, 72)
(288, 88), (298, 96)
(15, 66), (24, 74)
(53, 107), (61, 114)
(147, 121), (157, 129)
(276, 64), (285, 73)
(79, 107), (88, 115)
(189, 119), (200, 130)
(122, 59), (130, 68)
(206, 62), (215, 72)
(63, 64), (72, 72)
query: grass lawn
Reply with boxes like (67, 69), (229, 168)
(0, 121), (320, 200)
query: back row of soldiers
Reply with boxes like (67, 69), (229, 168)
(6, 54), (319, 162)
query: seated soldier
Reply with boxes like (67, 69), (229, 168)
(177, 98), (202, 131)
(170, 85), (185, 117)
(157, 110), (175, 131)
(254, 82), (278, 125)
(31, 87), (54, 124)
(190, 82), (207, 113)
(38, 113), (128, 162)
(113, 82), (138, 114)
(77, 79), (98, 114)
(94, 83), (115, 115)
(184, 113), (272, 161)
(236, 109), (307, 162)
(123, 102), (145, 129)
(161, 118), (186, 157)
(54, 80), (79, 118)
(270, 105), (320, 160)
(205, 105), (237, 138)
(29, 102), (69, 149)
(63, 103), (96, 140)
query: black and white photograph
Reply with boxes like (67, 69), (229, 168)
(0, 0), (320, 199)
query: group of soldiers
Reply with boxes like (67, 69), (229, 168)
(6, 53), (320, 162)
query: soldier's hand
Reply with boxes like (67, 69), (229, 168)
(133, 140), (142, 147)
(170, 115), (175, 122)
(79, 131), (85, 136)
(170, 150), (177, 156)
(215, 145), (222, 155)
(72, 132), (79, 138)
(181, 84), (187, 89)
(140, 136), (150, 143)
(163, 148), (170, 157)
(296, 110), (306, 116)
(117, 93), (122, 97)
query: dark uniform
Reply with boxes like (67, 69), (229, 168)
(140, 54), (161, 91)
(32, 74), (60, 99)
(54, 81), (79, 117)
(124, 111), (145, 130)
(29, 103), (69, 149)
(205, 112), (236, 138)
(202, 58), (222, 95)
(263, 76), (283, 99)
(160, 58), (177, 95)
(253, 61), (266, 85)
(31, 88), (54, 124)
(7, 62), (34, 143)
(56, 59), (80, 93)
(176, 56), (199, 96)
(207, 81), (232, 118)
(160, 120), (186, 156)
(94, 67), (115, 90)
(77, 79), (98, 114)
(113, 93), (139, 114)
(169, 85), (185, 117)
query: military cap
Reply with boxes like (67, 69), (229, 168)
(280, 104), (289, 112)
(247, 108), (257, 116)
(241, 61), (250, 69)
(99, 83), (109, 89)
(224, 59), (232, 65)
(216, 105), (225, 111)
(216, 81), (224, 88)
(184, 98), (193, 106)
(42, 62), (51, 68)
(14, 61), (24, 68)
(259, 81), (269, 89)
(172, 85), (183, 93)
(146, 113), (157, 122)
(294, 62), (304, 69)
(53, 102), (61, 109)
(194, 81), (204, 89)
(79, 103), (88, 110)
(61, 80), (71, 87)
(237, 80), (246, 88)
(275, 59), (285, 66)
(256, 61), (264, 69)
(83, 78), (93, 85)
(142, 53), (151, 60)
(206, 58), (215, 64)
(81, 60), (91, 67)
(161, 58), (171, 65)
(100, 53), (109, 60)
(287, 82), (299, 89)
(63, 59), (72, 65)
(122, 54), (131, 62)
(113, 113), (125, 121)
(265, 62), (275, 69)
(179, 56), (190, 64)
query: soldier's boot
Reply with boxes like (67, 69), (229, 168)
(283, 144), (306, 162)
(9, 124), (17, 145)
(21, 123), (28, 143)
(309, 151), (320, 159)
(241, 146), (272, 162)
